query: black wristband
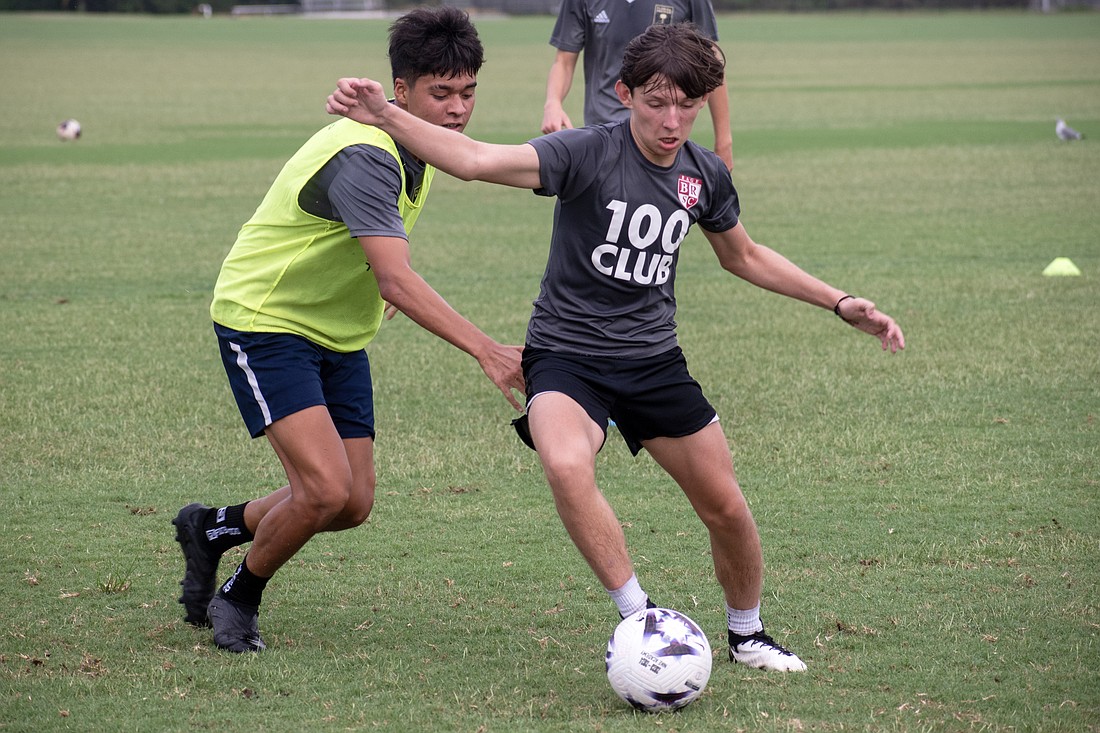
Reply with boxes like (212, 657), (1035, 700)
(833, 295), (855, 322)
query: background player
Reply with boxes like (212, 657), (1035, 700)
(541, 0), (733, 170)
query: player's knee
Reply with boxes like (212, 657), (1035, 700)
(306, 493), (350, 526)
(541, 447), (593, 482)
(336, 470), (376, 528)
(341, 492), (374, 527)
(296, 471), (356, 525)
(697, 494), (754, 534)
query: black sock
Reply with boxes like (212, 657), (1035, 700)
(220, 556), (269, 608)
(202, 502), (255, 555)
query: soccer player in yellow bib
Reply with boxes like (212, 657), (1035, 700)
(172, 7), (524, 653)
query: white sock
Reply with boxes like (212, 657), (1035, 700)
(608, 574), (648, 618)
(727, 604), (763, 636)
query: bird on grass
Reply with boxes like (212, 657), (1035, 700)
(1056, 118), (1083, 141)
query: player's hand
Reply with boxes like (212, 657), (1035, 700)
(478, 343), (526, 412)
(837, 297), (906, 354)
(541, 106), (573, 135)
(326, 77), (388, 126)
(383, 302), (400, 321)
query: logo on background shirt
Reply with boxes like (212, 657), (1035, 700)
(594, 9), (610, 22)
(677, 175), (701, 209)
(652, 4), (675, 24)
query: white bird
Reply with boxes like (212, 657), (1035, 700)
(1056, 118), (1083, 141)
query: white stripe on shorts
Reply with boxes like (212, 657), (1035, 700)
(229, 340), (272, 427)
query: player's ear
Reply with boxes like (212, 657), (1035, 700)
(615, 80), (633, 109)
(393, 77), (410, 108)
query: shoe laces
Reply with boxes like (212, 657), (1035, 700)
(729, 630), (797, 657)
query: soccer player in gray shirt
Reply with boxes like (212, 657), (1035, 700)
(542, 0), (733, 170)
(327, 23), (904, 673)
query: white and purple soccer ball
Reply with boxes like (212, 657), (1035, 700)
(606, 607), (712, 712)
(56, 119), (82, 141)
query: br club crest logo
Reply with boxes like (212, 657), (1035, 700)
(677, 175), (701, 209)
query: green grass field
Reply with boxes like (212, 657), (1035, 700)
(1, 10), (1098, 732)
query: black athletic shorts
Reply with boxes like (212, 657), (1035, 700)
(513, 346), (718, 456)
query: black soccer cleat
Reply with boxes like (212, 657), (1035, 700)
(208, 592), (266, 653)
(172, 502), (220, 627)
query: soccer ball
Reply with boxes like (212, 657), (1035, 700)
(56, 119), (82, 141)
(606, 607), (712, 712)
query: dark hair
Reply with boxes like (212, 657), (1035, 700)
(619, 23), (725, 100)
(388, 6), (485, 86)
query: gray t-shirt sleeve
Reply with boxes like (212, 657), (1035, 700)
(529, 126), (606, 201)
(301, 144), (409, 240)
(548, 0), (587, 52)
(697, 176), (739, 233)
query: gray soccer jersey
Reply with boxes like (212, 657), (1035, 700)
(526, 122), (739, 358)
(549, 0), (720, 127)
(299, 143), (426, 240)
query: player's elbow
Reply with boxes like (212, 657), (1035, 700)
(374, 271), (415, 307)
(716, 252), (748, 277)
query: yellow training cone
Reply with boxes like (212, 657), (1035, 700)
(1043, 257), (1082, 276)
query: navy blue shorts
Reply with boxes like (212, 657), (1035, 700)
(214, 323), (375, 440)
(517, 346), (717, 456)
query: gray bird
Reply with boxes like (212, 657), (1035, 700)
(1056, 118), (1083, 141)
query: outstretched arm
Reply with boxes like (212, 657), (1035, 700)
(704, 222), (905, 353)
(362, 234), (525, 410)
(327, 78), (542, 190)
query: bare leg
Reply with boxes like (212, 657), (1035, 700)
(243, 405), (376, 578)
(242, 437), (375, 537)
(528, 392), (634, 591)
(644, 422), (763, 610)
